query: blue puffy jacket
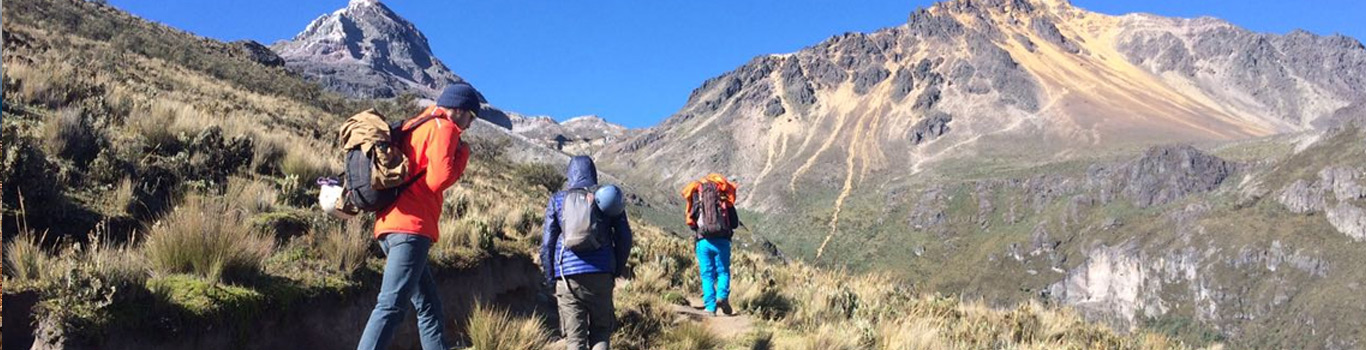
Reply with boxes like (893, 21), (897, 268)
(540, 156), (633, 283)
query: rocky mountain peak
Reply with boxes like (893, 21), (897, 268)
(271, 0), (461, 99)
(348, 0), (380, 9)
(930, 0), (1071, 16)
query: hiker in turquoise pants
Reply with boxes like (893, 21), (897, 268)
(683, 174), (741, 316)
(696, 237), (733, 315)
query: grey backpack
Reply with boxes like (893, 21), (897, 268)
(560, 188), (605, 252)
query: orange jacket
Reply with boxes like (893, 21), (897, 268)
(374, 106), (471, 242)
(681, 173), (737, 227)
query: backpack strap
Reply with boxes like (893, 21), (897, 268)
(401, 115), (439, 133)
(388, 114), (441, 189)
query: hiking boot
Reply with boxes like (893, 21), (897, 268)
(707, 310), (717, 317)
(718, 299), (733, 316)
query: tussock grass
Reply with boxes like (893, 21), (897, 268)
(466, 302), (550, 350)
(613, 290), (672, 350)
(657, 322), (722, 350)
(102, 177), (137, 216)
(224, 176), (277, 214)
(251, 135), (286, 175)
(778, 323), (865, 350)
(42, 107), (101, 165)
(315, 219), (372, 275)
(142, 195), (274, 282)
(7, 61), (91, 108)
(4, 229), (52, 287)
(131, 98), (189, 152)
(280, 140), (334, 181)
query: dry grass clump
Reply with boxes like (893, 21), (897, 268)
(466, 302), (550, 350)
(314, 219), (372, 275)
(7, 61), (93, 109)
(775, 323), (867, 350)
(279, 140), (334, 180)
(656, 322), (722, 350)
(101, 177), (138, 216)
(129, 98), (194, 152)
(142, 195), (274, 282)
(4, 229), (53, 286)
(42, 107), (102, 165)
(223, 176), (277, 214)
(251, 135), (286, 175)
(613, 289), (674, 350)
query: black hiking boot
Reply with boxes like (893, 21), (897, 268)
(718, 299), (733, 316)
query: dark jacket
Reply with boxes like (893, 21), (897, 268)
(540, 156), (633, 283)
(689, 199), (740, 239)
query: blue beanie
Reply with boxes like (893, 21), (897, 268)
(436, 82), (483, 112)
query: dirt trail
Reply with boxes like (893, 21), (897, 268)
(542, 298), (755, 350)
(673, 297), (756, 341)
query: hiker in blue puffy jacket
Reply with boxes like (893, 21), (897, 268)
(540, 156), (632, 350)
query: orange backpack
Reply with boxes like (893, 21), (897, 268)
(682, 174), (738, 230)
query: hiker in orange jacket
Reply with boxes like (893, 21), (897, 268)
(682, 174), (741, 317)
(358, 83), (480, 350)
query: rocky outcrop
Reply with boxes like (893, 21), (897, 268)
(1277, 165), (1366, 241)
(1119, 145), (1234, 208)
(908, 112), (952, 145)
(270, 0), (462, 99)
(231, 40), (284, 67)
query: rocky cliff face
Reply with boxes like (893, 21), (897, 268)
(270, 0), (462, 99)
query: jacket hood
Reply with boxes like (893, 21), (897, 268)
(565, 156), (598, 189)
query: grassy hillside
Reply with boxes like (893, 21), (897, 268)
(3, 0), (1199, 349)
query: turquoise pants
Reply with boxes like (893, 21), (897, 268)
(695, 237), (732, 312)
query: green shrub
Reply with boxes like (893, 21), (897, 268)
(741, 288), (792, 321)
(515, 162), (565, 194)
(250, 210), (311, 242)
(185, 126), (255, 186)
(34, 256), (118, 341)
(468, 136), (509, 162)
(87, 147), (133, 185)
(466, 302), (549, 350)
(142, 195), (274, 282)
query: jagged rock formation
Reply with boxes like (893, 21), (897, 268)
(231, 40), (284, 67)
(270, 0), (462, 99)
(508, 113), (632, 155)
(1118, 145), (1235, 208)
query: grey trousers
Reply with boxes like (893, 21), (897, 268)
(555, 273), (615, 350)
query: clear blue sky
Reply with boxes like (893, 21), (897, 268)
(106, 0), (1365, 128)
